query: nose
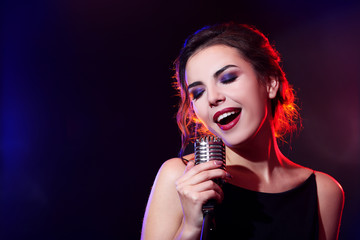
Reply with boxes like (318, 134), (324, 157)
(207, 86), (225, 107)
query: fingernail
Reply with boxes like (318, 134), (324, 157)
(214, 161), (223, 166)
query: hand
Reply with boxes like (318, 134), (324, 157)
(175, 160), (230, 236)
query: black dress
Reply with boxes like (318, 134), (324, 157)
(212, 173), (319, 239)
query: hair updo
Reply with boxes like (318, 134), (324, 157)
(174, 22), (300, 156)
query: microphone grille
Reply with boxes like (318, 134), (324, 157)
(194, 136), (226, 170)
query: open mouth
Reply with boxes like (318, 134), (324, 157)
(214, 108), (242, 130)
(217, 110), (241, 125)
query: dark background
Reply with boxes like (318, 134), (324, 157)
(1, 0), (359, 239)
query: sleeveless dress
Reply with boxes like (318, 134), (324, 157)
(211, 173), (319, 239)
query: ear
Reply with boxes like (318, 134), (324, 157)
(267, 77), (279, 99)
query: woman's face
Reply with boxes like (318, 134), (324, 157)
(185, 45), (276, 147)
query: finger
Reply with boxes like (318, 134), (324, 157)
(179, 160), (224, 183)
(185, 168), (229, 186)
(197, 189), (224, 205)
(188, 179), (224, 196)
(177, 178), (225, 207)
(179, 183), (224, 206)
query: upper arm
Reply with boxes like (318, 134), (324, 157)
(141, 158), (186, 240)
(315, 171), (345, 240)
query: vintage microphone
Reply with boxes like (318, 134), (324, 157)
(194, 136), (226, 240)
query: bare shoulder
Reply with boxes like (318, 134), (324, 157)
(314, 171), (344, 240)
(284, 158), (344, 197)
(315, 171), (344, 200)
(141, 154), (193, 240)
(158, 153), (194, 182)
(150, 153), (194, 199)
(157, 154), (193, 186)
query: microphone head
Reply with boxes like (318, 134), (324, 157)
(194, 135), (226, 170)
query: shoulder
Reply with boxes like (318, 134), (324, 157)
(157, 154), (194, 183)
(148, 157), (188, 201)
(141, 156), (190, 239)
(314, 171), (344, 240)
(315, 171), (344, 201)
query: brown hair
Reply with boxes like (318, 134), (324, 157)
(174, 22), (300, 156)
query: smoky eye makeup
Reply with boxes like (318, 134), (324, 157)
(220, 73), (238, 84)
(189, 87), (204, 100)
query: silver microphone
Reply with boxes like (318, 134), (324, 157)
(194, 135), (226, 240)
(195, 135), (226, 171)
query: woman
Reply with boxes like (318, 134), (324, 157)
(141, 23), (344, 240)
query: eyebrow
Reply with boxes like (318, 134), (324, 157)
(188, 81), (202, 89)
(188, 64), (238, 89)
(214, 64), (237, 78)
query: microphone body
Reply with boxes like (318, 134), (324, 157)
(194, 136), (226, 168)
(194, 136), (226, 240)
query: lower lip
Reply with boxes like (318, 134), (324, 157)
(217, 112), (241, 131)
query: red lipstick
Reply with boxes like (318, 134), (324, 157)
(213, 108), (241, 131)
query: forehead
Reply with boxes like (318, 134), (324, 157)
(185, 45), (247, 83)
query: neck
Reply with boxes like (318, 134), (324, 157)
(225, 122), (285, 181)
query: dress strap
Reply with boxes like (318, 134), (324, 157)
(181, 157), (189, 165)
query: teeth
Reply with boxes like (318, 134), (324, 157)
(217, 111), (236, 122)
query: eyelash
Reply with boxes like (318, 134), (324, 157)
(190, 89), (204, 100)
(220, 75), (237, 84)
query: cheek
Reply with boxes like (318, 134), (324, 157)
(192, 97), (207, 114)
(253, 96), (271, 130)
(251, 96), (269, 121)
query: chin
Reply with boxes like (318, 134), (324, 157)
(208, 130), (246, 148)
(211, 125), (260, 148)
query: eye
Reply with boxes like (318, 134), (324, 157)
(220, 73), (237, 84)
(190, 88), (205, 100)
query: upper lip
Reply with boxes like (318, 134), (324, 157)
(213, 107), (242, 123)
